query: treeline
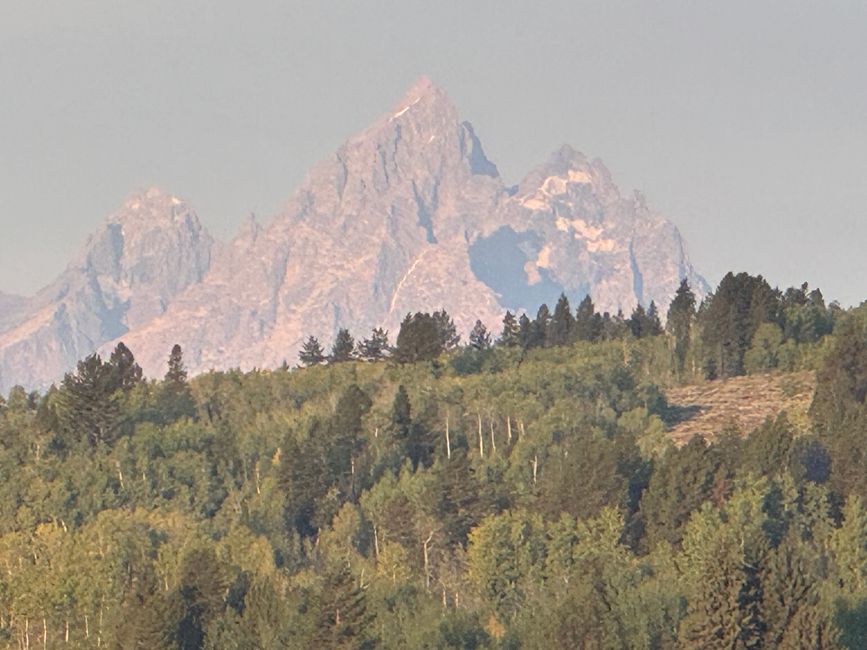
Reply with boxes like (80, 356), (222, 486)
(302, 272), (838, 383)
(0, 271), (861, 649)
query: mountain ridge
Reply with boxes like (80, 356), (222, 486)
(0, 77), (706, 390)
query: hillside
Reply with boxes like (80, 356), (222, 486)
(0, 288), (865, 647)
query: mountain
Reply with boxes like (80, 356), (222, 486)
(0, 188), (213, 392)
(0, 77), (706, 389)
(473, 145), (703, 315)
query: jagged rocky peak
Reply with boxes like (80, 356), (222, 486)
(355, 75), (498, 180)
(513, 145), (620, 214)
(77, 186), (213, 294)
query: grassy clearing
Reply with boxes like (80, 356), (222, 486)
(663, 370), (816, 445)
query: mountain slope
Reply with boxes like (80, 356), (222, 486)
(0, 188), (213, 392)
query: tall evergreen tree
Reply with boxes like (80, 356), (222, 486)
(166, 343), (188, 384)
(498, 310), (521, 347)
(313, 564), (377, 649)
(667, 279), (697, 377)
(394, 312), (444, 363)
(469, 320), (492, 350)
(547, 294), (575, 346)
(357, 327), (389, 361)
(161, 344), (196, 421)
(645, 301), (663, 336)
(57, 353), (122, 446)
(628, 304), (648, 338)
(433, 309), (461, 351)
(518, 313), (533, 349)
(699, 272), (781, 378)
(107, 342), (143, 393)
(330, 328), (356, 363)
(575, 295), (601, 342)
(529, 304), (551, 348)
(299, 335), (326, 366)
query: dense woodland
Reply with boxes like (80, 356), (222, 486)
(1, 272), (867, 648)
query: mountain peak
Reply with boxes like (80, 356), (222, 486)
(122, 186), (187, 212)
(389, 75), (454, 119)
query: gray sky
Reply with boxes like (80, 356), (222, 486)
(2, 1), (866, 305)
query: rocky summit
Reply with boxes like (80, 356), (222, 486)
(0, 77), (706, 390)
(0, 188), (213, 392)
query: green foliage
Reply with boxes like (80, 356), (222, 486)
(331, 328), (357, 362)
(394, 312), (447, 363)
(667, 278), (697, 378)
(358, 327), (390, 361)
(0, 276), (856, 647)
(56, 353), (123, 446)
(299, 335), (326, 366)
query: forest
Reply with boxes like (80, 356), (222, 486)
(1, 271), (867, 649)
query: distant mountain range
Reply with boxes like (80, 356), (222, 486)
(0, 77), (706, 392)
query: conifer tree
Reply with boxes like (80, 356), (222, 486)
(166, 343), (188, 384)
(57, 353), (122, 446)
(645, 301), (663, 336)
(161, 344), (196, 421)
(666, 279), (696, 377)
(391, 385), (412, 440)
(518, 313), (533, 349)
(357, 327), (389, 361)
(547, 294), (575, 346)
(299, 335), (326, 366)
(394, 312), (443, 363)
(313, 563), (377, 649)
(107, 341), (143, 392)
(628, 304), (648, 338)
(529, 304), (550, 348)
(330, 328), (356, 363)
(699, 272), (780, 378)
(575, 295), (601, 342)
(498, 310), (521, 347)
(469, 320), (492, 350)
(433, 309), (461, 351)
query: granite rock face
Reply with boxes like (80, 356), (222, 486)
(0, 188), (213, 392)
(0, 78), (706, 388)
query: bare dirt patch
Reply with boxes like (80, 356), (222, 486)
(664, 371), (816, 445)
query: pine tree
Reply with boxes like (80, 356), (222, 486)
(575, 295), (601, 342)
(166, 344), (188, 384)
(699, 272), (781, 378)
(330, 328), (356, 363)
(357, 327), (389, 361)
(433, 309), (461, 351)
(645, 301), (663, 336)
(391, 385), (412, 440)
(107, 342), (143, 392)
(547, 294), (575, 346)
(299, 335), (326, 366)
(469, 320), (492, 350)
(313, 564), (377, 649)
(518, 313), (533, 349)
(666, 279), (696, 377)
(529, 304), (550, 348)
(498, 310), (520, 347)
(57, 353), (122, 446)
(628, 304), (648, 338)
(394, 313), (443, 363)
(161, 344), (196, 421)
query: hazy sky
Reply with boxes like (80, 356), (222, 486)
(2, 1), (866, 305)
